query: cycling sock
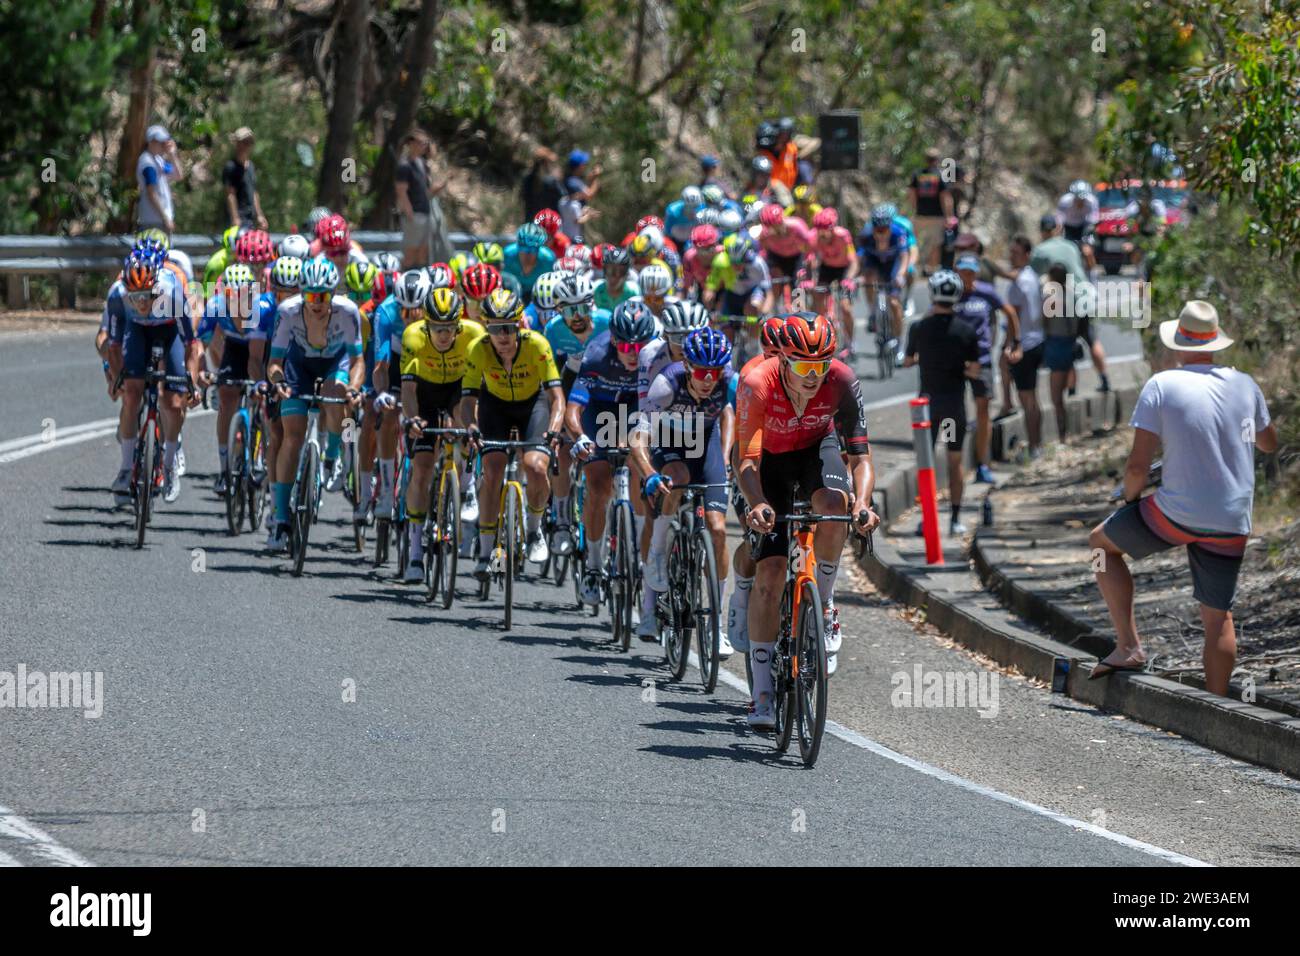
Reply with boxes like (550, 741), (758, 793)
(729, 573), (753, 615)
(378, 458), (395, 498)
(478, 525), (496, 557)
(218, 445), (228, 468)
(407, 514), (425, 560)
(119, 438), (134, 470)
(815, 561), (839, 614)
(750, 642), (775, 702)
(951, 503), (961, 524)
(273, 482), (292, 523)
(632, 512), (644, 547)
(642, 585), (656, 618)
(325, 431), (342, 460)
(651, 514), (671, 552)
(163, 440), (179, 470)
(555, 495), (570, 525)
(587, 535), (607, 571)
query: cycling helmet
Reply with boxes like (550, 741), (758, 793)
(870, 204), (894, 228)
(744, 201), (765, 226)
(637, 263), (672, 297)
(533, 208), (562, 236)
(683, 327), (732, 368)
(320, 213), (350, 252)
(472, 241), (505, 267)
(750, 155), (773, 175)
(167, 248), (194, 281)
(777, 116), (796, 134)
(602, 245), (631, 269)
(305, 206), (332, 236)
(792, 184), (817, 204)
(122, 255), (158, 292)
(879, 202), (899, 220)
(727, 234), (756, 263)
(222, 263), (257, 287)
(690, 224), (719, 249)
(636, 215), (665, 235)
(236, 229), (275, 264)
(447, 252), (473, 282)
(460, 262), (501, 300)
(426, 286), (463, 323)
(426, 262), (454, 289)
(370, 269), (398, 305)
(759, 316), (785, 356)
(270, 255), (303, 289)
(661, 299), (710, 335)
(639, 224), (666, 252)
(554, 256), (582, 275)
(132, 236), (168, 270)
(394, 269), (433, 309)
(516, 222), (547, 250)
(1069, 179), (1090, 197)
(135, 227), (169, 249)
(609, 299), (657, 344)
(567, 244), (591, 268)
(681, 186), (703, 208)
(280, 233), (311, 260)
(701, 184), (725, 206)
(532, 272), (566, 310)
(591, 243), (614, 270)
(481, 287), (523, 323)
(928, 269), (963, 305)
(301, 256), (340, 293)
(781, 312), (836, 361)
(372, 251), (402, 273)
(812, 207), (838, 230)
(221, 225), (246, 254)
(717, 208), (743, 235)
(760, 203), (785, 228)
(755, 121), (778, 151)
(345, 259), (378, 295)
(559, 272), (595, 305)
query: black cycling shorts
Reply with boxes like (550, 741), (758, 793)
(477, 389), (551, 452)
(751, 432), (850, 562)
(408, 379), (462, 454)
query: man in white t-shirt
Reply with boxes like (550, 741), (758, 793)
(1088, 301), (1276, 696)
(1001, 235), (1046, 456)
(1057, 180), (1100, 272)
(135, 125), (184, 235)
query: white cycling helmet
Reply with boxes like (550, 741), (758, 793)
(426, 263), (454, 289)
(166, 249), (194, 281)
(301, 256), (340, 293)
(637, 263), (672, 297)
(559, 272), (595, 305)
(1069, 179), (1090, 197)
(372, 251), (402, 273)
(394, 269), (433, 309)
(928, 269), (963, 305)
(681, 185), (703, 208)
(661, 299), (710, 335)
(280, 233), (311, 260)
(532, 271), (566, 310)
(717, 208), (743, 235)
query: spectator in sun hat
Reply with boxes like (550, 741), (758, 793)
(1088, 300), (1277, 695)
(135, 124), (184, 235)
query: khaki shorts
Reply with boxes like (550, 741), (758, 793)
(914, 215), (945, 266)
(402, 212), (433, 252)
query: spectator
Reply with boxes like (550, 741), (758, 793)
(559, 150), (602, 241)
(395, 128), (446, 267)
(766, 117), (800, 193)
(908, 147), (954, 275)
(521, 147), (564, 223)
(953, 253), (1020, 485)
(1032, 212), (1109, 394)
(222, 127), (268, 231)
(1002, 236), (1045, 456)
(1088, 301), (1277, 695)
(697, 155), (734, 200)
(794, 135), (820, 187)
(135, 125), (184, 236)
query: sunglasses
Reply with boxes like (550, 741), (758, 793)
(689, 365), (725, 382)
(427, 322), (457, 335)
(303, 291), (333, 304)
(560, 305), (590, 320)
(787, 358), (831, 377)
(614, 340), (644, 355)
(486, 323), (517, 336)
(125, 290), (154, 306)
(400, 307), (424, 322)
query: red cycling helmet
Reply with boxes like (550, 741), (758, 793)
(690, 224), (719, 249)
(760, 204), (785, 228)
(534, 208), (562, 236)
(635, 215), (665, 234)
(781, 312), (837, 361)
(460, 262), (501, 300)
(554, 256), (582, 274)
(591, 243), (614, 271)
(371, 269), (399, 305)
(759, 316), (786, 356)
(320, 213), (350, 252)
(236, 229), (275, 265)
(811, 207), (838, 230)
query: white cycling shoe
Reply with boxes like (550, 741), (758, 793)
(747, 694), (776, 731)
(718, 634), (734, 659)
(325, 458), (346, 493)
(580, 573), (602, 607)
(645, 546), (669, 592)
(526, 530), (549, 564)
(823, 602), (843, 654)
(460, 487), (479, 523)
(402, 561), (424, 584)
(163, 467), (181, 503)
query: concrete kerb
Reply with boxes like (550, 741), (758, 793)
(857, 379), (1300, 779)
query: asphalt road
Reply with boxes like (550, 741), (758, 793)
(5, 286), (1289, 867)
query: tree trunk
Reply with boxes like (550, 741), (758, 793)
(108, 0), (157, 233)
(318, 0), (372, 213)
(363, 0), (443, 228)
(631, 0), (648, 93)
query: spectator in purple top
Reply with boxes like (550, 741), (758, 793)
(135, 125), (184, 235)
(953, 253), (1020, 484)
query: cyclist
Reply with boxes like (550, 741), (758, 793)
(735, 313), (878, 725)
(703, 233), (772, 352)
(882, 202), (920, 315)
(664, 186), (703, 246)
(196, 263), (273, 495)
(810, 207), (859, 336)
(565, 299), (657, 606)
(634, 327), (735, 643)
(203, 225), (246, 289)
(107, 253), (200, 503)
(398, 286), (483, 582)
(312, 213), (364, 275)
(260, 256), (303, 522)
(757, 203), (813, 305)
(503, 223), (557, 304)
(235, 229), (277, 286)
(459, 262), (501, 328)
(593, 244), (639, 312)
(534, 208), (570, 258)
(461, 288), (565, 574)
(523, 270), (564, 332)
(784, 184), (822, 228)
(280, 233), (312, 260)
(856, 203), (910, 365)
(365, 269), (435, 528)
(681, 224), (721, 301)
(264, 257), (364, 551)
(304, 206), (332, 238)
(633, 262), (677, 323)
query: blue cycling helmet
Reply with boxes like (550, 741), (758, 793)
(301, 256), (340, 293)
(870, 204), (894, 227)
(609, 299), (657, 345)
(516, 222), (547, 250)
(132, 236), (169, 269)
(683, 327), (732, 368)
(879, 202), (899, 220)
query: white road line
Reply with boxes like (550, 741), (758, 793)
(708, 663), (1208, 867)
(0, 417), (122, 455)
(0, 805), (93, 867)
(0, 409), (212, 465)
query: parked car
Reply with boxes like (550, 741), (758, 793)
(1091, 178), (1189, 275)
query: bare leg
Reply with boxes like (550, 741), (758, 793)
(1199, 606), (1237, 697)
(1088, 526), (1146, 664)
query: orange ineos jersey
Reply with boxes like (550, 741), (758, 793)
(735, 357), (869, 458)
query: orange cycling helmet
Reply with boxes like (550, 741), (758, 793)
(759, 316), (786, 356)
(781, 311), (836, 361)
(460, 262), (501, 300)
(123, 256), (157, 292)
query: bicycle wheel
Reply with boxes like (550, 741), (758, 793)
(225, 412), (247, 536)
(693, 529), (722, 693)
(610, 502), (635, 652)
(292, 443), (318, 577)
(795, 578), (828, 766)
(772, 585), (795, 754)
(435, 464), (460, 608)
(502, 485), (521, 631)
(133, 422), (155, 549)
(247, 418), (268, 533)
(664, 534), (690, 680)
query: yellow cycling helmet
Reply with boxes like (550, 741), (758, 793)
(472, 241), (504, 267)
(793, 184), (817, 204)
(222, 225), (246, 255)
(481, 287), (523, 324)
(426, 286), (464, 324)
(345, 260), (379, 295)
(447, 252), (473, 283)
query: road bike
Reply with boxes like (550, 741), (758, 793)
(476, 432), (532, 631)
(862, 280), (896, 381)
(121, 345), (192, 549)
(599, 447), (641, 651)
(419, 419), (469, 608)
(217, 378), (269, 536)
(287, 380), (351, 577)
(656, 482), (728, 691)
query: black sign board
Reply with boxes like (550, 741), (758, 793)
(818, 111), (861, 171)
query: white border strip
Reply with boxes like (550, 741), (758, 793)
(0, 804), (93, 867)
(0, 409), (211, 465)
(709, 663), (1208, 867)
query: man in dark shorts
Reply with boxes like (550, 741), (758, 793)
(1002, 235), (1046, 456)
(953, 254), (1020, 484)
(904, 270), (982, 534)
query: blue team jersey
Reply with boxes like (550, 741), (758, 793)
(857, 222), (910, 277)
(663, 200), (697, 244)
(544, 309), (611, 371)
(502, 243), (557, 299)
(372, 296), (404, 366)
(524, 302), (561, 333)
(640, 361), (734, 432)
(105, 270), (192, 339)
(568, 330), (639, 406)
(196, 289), (276, 343)
(892, 214), (917, 249)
